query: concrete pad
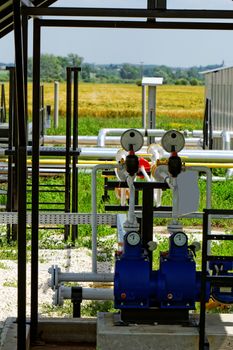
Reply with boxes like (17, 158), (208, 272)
(1, 318), (30, 350)
(1, 318), (96, 350)
(97, 313), (233, 350)
(37, 318), (96, 343)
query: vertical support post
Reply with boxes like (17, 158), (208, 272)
(199, 210), (209, 350)
(65, 68), (72, 240)
(30, 17), (41, 344)
(22, 13), (28, 129)
(142, 84), (146, 128)
(0, 84), (6, 122)
(54, 81), (59, 128)
(6, 68), (15, 242)
(142, 187), (154, 266)
(72, 68), (81, 242)
(13, 1), (27, 349)
(148, 86), (156, 144)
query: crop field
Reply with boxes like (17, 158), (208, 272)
(2, 82), (205, 132)
(45, 83), (205, 132)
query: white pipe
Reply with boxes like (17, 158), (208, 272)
(43, 135), (202, 147)
(140, 165), (151, 182)
(97, 128), (166, 147)
(57, 272), (114, 283)
(222, 131), (231, 151)
(60, 286), (114, 301)
(91, 164), (116, 274)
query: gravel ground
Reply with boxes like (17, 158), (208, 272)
(0, 247), (113, 346)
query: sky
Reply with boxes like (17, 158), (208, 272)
(1, 0), (233, 67)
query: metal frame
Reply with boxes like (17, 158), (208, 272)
(8, 1), (233, 349)
(199, 209), (233, 350)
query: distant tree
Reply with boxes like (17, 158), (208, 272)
(120, 64), (140, 80)
(190, 78), (199, 86)
(175, 78), (189, 85)
(66, 53), (83, 67)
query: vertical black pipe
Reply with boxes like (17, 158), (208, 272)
(72, 68), (80, 242)
(30, 18), (41, 343)
(22, 14), (28, 132)
(6, 68), (14, 242)
(199, 210), (209, 350)
(142, 188), (154, 266)
(13, 1), (27, 349)
(65, 67), (72, 240)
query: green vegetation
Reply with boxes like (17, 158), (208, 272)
(22, 54), (222, 84)
(3, 280), (17, 288)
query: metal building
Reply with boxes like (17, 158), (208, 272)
(203, 66), (233, 149)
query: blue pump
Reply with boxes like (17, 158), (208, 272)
(114, 231), (209, 310)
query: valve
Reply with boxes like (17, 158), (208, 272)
(161, 130), (185, 178)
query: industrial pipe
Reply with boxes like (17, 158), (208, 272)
(43, 134), (202, 147)
(91, 164), (116, 274)
(48, 265), (114, 289)
(54, 286), (114, 306)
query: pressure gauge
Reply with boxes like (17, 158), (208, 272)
(161, 130), (185, 153)
(173, 232), (187, 247)
(126, 232), (141, 246)
(121, 129), (144, 152)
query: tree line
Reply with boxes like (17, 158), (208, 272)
(1, 53), (223, 85)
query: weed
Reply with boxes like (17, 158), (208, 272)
(0, 262), (8, 269)
(3, 280), (17, 288)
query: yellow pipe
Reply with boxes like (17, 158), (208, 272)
(1, 157), (233, 168)
(185, 163), (233, 168)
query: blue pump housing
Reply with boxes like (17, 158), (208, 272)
(114, 232), (209, 310)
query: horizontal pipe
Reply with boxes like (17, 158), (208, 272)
(58, 272), (114, 283)
(60, 286), (114, 301)
(44, 134), (202, 147)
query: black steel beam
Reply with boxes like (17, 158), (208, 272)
(65, 67), (72, 240)
(0, 23), (14, 39)
(72, 67), (81, 242)
(22, 7), (233, 20)
(30, 17), (41, 344)
(13, 0), (27, 349)
(39, 19), (233, 30)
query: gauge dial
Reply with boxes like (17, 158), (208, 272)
(161, 130), (185, 153)
(121, 129), (144, 152)
(173, 232), (187, 247)
(126, 232), (141, 246)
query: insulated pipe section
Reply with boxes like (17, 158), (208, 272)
(97, 128), (166, 147)
(48, 265), (114, 289)
(92, 164), (116, 274)
(54, 286), (114, 306)
(43, 135), (202, 147)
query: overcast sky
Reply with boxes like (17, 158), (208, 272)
(1, 0), (233, 67)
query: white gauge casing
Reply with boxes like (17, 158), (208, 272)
(161, 130), (185, 153)
(126, 232), (141, 246)
(173, 232), (187, 247)
(121, 129), (144, 152)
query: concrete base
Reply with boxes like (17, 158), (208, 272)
(1, 318), (96, 350)
(1, 318), (30, 350)
(97, 313), (233, 350)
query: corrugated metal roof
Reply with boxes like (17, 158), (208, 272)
(0, 0), (57, 39)
(201, 66), (233, 75)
